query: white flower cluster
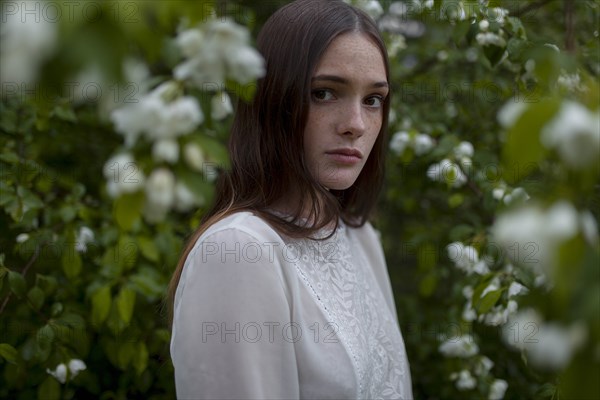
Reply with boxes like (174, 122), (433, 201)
(103, 153), (146, 198)
(447, 242), (490, 276)
(174, 19), (265, 87)
(389, 131), (435, 156)
(0, 1), (58, 86)
(427, 159), (467, 188)
(111, 81), (203, 148)
(439, 334), (479, 358)
(492, 201), (598, 280)
(450, 369), (476, 390)
(556, 70), (585, 93)
(75, 226), (94, 253)
(502, 309), (587, 370)
(489, 379), (509, 400)
(476, 32), (506, 47)
(143, 168), (203, 223)
(541, 101), (600, 170)
(497, 98), (528, 128)
(46, 359), (86, 384)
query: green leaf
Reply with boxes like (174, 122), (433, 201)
(113, 192), (144, 231)
(133, 342), (149, 375)
(38, 376), (61, 400)
(503, 98), (561, 182)
(91, 285), (112, 327)
(419, 273), (438, 298)
(0, 343), (19, 364)
(116, 286), (136, 325)
(448, 193), (464, 208)
(8, 271), (26, 298)
(27, 286), (45, 310)
(117, 341), (135, 369)
(36, 325), (54, 362)
(476, 289), (503, 314)
(137, 236), (159, 262)
(62, 243), (82, 279)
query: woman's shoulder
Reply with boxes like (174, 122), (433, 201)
(195, 210), (286, 248)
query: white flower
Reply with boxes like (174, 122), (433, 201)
(413, 134), (435, 155)
(176, 29), (205, 58)
(211, 91), (233, 120)
(75, 227), (94, 253)
(152, 139), (180, 164)
(111, 82), (203, 145)
(224, 46), (265, 85)
(527, 322), (587, 370)
(174, 182), (203, 212)
(492, 187), (506, 200)
(489, 7), (509, 24)
(103, 153), (145, 198)
(46, 359), (86, 384)
(482, 304), (509, 326)
(145, 168), (175, 209)
(454, 141), (474, 158)
(16, 233), (29, 243)
(427, 159), (467, 188)
(580, 211), (599, 245)
(439, 334), (479, 357)
(455, 369), (477, 390)
(544, 43), (560, 52)
(68, 359), (86, 377)
(387, 34), (407, 57)
(0, 1), (58, 86)
(174, 19), (265, 88)
(481, 277), (501, 298)
(479, 20), (490, 31)
(502, 308), (543, 350)
(462, 302), (477, 322)
(476, 32), (506, 47)
(557, 71), (584, 92)
(497, 99), (528, 128)
(475, 356), (494, 376)
(390, 131), (411, 155)
(183, 142), (206, 172)
(508, 281), (528, 297)
(541, 101), (600, 169)
(46, 363), (67, 384)
(502, 187), (529, 206)
(489, 379), (508, 400)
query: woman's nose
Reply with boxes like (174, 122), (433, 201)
(338, 100), (366, 137)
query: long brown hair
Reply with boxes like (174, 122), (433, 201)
(168, 0), (391, 319)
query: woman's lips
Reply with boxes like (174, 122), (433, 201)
(325, 148), (363, 164)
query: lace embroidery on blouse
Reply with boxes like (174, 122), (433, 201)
(288, 221), (409, 399)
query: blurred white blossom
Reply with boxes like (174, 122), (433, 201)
(427, 159), (467, 187)
(479, 20), (490, 31)
(541, 101), (600, 169)
(174, 19), (265, 87)
(183, 142), (206, 172)
(46, 359), (86, 384)
(497, 99), (528, 128)
(439, 334), (479, 357)
(144, 168), (176, 223)
(454, 141), (474, 158)
(211, 91), (233, 120)
(1, 1), (58, 86)
(447, 242), (489, 275)
(451, 370), (477, 390)
(476, 32), (506, 47)
(75, 226), (94, 253)
(489, 379), (508, 400)
(413, 134), (435, 155)
(390, 131), (411, 155)
(504, 310), (587, 370)
(152, 139), (180, 164)
(174, 181), (203, 212)
(111, 82), (203, 146)
(502, 187), (529, 206)
(16, 233), (29, 243)
(103, 153), (145, 198)
(492, 202), (581, 277)
(475, 356), (494, 376)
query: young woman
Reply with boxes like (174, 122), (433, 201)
(169, 0), (413, 398)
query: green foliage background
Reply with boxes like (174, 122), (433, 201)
(1, 0), (598, 399)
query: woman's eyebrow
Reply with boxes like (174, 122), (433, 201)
(312, 74), (389, 89)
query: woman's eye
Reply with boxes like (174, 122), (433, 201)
(312, 89), (334, 101)
(365, 95), (384, 108)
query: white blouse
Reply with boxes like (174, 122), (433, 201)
(171, 211), (413, 399)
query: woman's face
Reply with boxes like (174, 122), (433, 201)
(304, 32), (388, 191)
